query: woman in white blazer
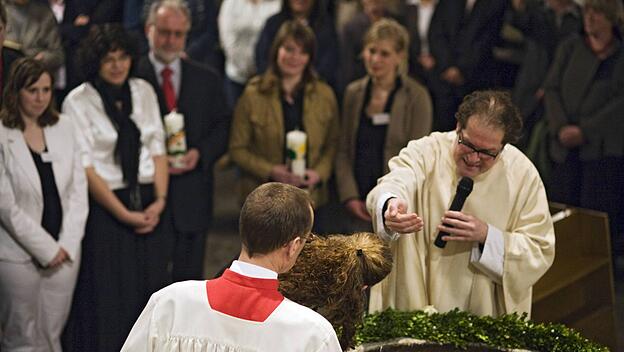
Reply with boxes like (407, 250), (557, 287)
(0, 58), (88, 351)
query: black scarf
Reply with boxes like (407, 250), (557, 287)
(92, 77), (143, 210)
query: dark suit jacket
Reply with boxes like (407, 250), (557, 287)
(135, 56), (230, 233)
(1, 47), (23, 105)
(543, 35), (624, 163)
(405, 2), (444, 81)
(429, 0), (507, 87)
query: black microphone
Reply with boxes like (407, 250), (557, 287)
(434, 177), (474, 248)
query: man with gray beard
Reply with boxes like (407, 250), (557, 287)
(135, 0), (230, 282)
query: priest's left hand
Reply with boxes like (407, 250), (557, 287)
(437, 211), (488, 244)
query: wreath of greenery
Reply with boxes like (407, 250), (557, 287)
(354, 309), (608, 352)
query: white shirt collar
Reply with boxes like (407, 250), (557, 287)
(148, 52), (182, 93)
(229, 260), (278, 279)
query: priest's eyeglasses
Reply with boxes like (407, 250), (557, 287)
(457, 132), (501, 160)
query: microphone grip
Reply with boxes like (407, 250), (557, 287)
(434, 228), (452, 248)
(434, 195), (468, 248)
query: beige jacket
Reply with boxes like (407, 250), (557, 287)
(335, 75), (432, 202)
(229, 76), (340, 206)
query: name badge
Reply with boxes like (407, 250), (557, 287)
(372, 113), (390, 126)
(41, 152), (57, 163)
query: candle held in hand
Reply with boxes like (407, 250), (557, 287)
(286, 130), (307, 178)
(164, 111), (187, 168)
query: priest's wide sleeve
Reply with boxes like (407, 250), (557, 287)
(501, 169), (555, 315)
(366, 138), (429, 237)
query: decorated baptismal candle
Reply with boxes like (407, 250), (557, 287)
(286, 129), (306, 178)
(164, 110), (187, 168)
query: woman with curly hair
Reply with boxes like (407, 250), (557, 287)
(61, 24), (169, 352)
(280, 232), (393, 349)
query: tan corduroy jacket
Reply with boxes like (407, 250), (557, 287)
(335, 74), (432, 203)
(229, 75), (340, 206)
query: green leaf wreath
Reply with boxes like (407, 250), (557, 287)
(354, 309), (608, 351)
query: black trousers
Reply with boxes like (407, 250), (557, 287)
(63, 185), (172, 352)
(171, 228), (207, 282)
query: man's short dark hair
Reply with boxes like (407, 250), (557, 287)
(455, 90), (523, 145)
(240, 182), (313, 257)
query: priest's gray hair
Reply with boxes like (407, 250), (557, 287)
(146, 0), (192, 27)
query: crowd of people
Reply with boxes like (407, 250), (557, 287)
(0, 0), (623, 351)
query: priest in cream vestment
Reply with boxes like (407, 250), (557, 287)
(367, 91), (555, 317)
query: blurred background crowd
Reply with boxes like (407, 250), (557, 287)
(0, 0), (623, 350)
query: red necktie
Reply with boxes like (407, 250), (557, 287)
(161, 67), (176, 112)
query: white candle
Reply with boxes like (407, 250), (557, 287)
(164, 110), (184, 133)
(164, 111), (187, 168)
(286, 130), (306, 178)
(291, 159), (306, 179)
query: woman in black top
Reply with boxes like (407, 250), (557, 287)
(335, 19), (432, 233)
(0, 58), (88, 351)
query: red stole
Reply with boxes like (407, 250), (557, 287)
(206, 269), (284, 322)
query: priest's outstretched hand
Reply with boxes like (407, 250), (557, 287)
(383, 198), (424, 234)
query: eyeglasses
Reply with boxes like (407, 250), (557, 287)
(457, 131), (501, 160)
(155, 27), (188, 39)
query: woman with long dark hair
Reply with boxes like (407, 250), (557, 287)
(229, 20), (339, 213)
(0, 58), (88, 351)
(61, 24), (170, 351)
(255, 0), (339, 89)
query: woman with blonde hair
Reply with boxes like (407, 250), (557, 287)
(335, 18), (432, 233)
(280, 232), (393, 349)
(229, 20), (339, 213)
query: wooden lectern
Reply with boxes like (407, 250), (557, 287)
(532, 203), (617, 350)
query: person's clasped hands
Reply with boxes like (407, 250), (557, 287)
(270, 164), (320, 188)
